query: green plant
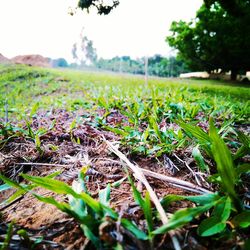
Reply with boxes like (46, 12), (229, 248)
(154, 119), (250, 237)
(0, 169), (147, 248)
(0, 222), (13, 250)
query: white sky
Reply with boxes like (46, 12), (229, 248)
(0, 0), (203, 62)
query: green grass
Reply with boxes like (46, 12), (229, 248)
(0, 64), (250, 249)
(0, 64), (249, 121)
(1, 63), (249, 156)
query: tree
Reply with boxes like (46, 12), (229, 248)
(77, 0), (119, 15)
(76, 0), (249, 15)
(204, 0), (250, 16)
(72, 29), (97, 66)
(167, 2), (250, 80)
(51, 58), (68, 68)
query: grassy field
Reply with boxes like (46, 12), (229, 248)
(0, 64), (250, 249)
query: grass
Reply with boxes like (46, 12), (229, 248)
(0, 64), (250, 249)
(0, 64), (249, 120)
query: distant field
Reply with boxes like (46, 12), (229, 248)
(0, 64), (249, 122)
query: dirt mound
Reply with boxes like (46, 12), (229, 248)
(0, 53), (11, 64)
(12, 54), (50, 67)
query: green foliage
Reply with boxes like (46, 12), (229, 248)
(153, 119), (249, 237)
(0, 222), (13, 250)
(77, 0), (119, 15)
(95, 55), (189, 77)
(0, 170), (147, 248)
(0, 64), (249, 247)
(128, 175), (154, 239)
(167, 1), (250, 80)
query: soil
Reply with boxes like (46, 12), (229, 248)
(0, 110), (248, 249)
(11, 54), (50, 68)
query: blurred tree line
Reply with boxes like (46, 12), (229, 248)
(167, 0), (250, 80)
(75, 0), (250, 80)
(52, 53), (189, 78)
(51, 28), (190, 78)
(95, 55), (189, 77)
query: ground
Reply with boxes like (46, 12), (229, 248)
(0, 64), (249, 249)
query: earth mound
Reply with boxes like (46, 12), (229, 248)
(0, 53), (11, 64)
(12, 54), (50, 67)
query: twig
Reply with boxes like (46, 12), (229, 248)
(16, 162), (70, 168)
(106, 139), (168, 223)
(0, 195), (24, 212)
(141, 168), (212, 194)
(173, 153), (207, 186)
(99, 158), (212, 194)
(105, 138), (181, 250)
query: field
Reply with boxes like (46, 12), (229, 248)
(0, 64), (250, 249)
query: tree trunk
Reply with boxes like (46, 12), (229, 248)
(231, 69), (238, 81)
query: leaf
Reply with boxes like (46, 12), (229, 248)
(121, 219), (148, 240)
(3, 188), (28, 205)
(35, 134), (41, 148)
(177, 120), (212, 158)
(234, 131), (250, 160)
(129, 175), (145, 208)
(192, 145), (209, 172)
(68, 181), (87, 219)
(212, 196), (231, 222)
(153, 203), (213, 235)
(0, 172), (61, 205)
(161, 193), (220, 209)
(0, 174), (25, 190)
(232, 211), (250, 228)
(69, 119), (77, 132)
(198, 217), (226, 236)
(32, 194), (79, 219)
(1, 222), (14, 250)
(186, 192), (221, 205)
(111, 177), (127, 188)
(103, 125), (129, 136)
(99, 184), (111, 206)
(236, 163), (250, 175)
(149, 116), (164, 143)
(209, 118), (239, 205)
(161, 194), (185, 209)
(21, 174), (102, 214)
(128, 176), (153, 233)
(30, 102), (39, 117)
(144, 192), (153, 233)
(177, 120), (210, 144)
(21, 174), (77, 196)
(80, 224), (101, 249)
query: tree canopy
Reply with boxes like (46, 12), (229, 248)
(167, 1), (250, 80)
(76, 0), (249, 15)
(77, 0), (119, 15)
(204, 0), (250, 16)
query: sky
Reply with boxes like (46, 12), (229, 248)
(0, 0), (203, 62)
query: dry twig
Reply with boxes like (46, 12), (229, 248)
(104, 138), (181, 250)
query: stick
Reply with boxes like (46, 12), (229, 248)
(141, 168), (212, 194)
(98, 159), (212, 194)
(16, 162), (69, 168)
(105, 139), (181, 250)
